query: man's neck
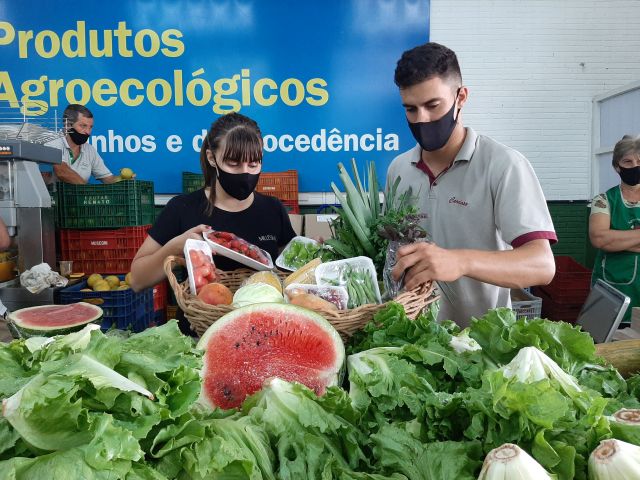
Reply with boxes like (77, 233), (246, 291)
(66, 135), (81, 157)
(419, 123), (466, 177)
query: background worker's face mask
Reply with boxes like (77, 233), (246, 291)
(68, 127), (89, 145)
(215, 159), (260, 200)
(408, 88), (461, 151)
(619, 165), (640, 187)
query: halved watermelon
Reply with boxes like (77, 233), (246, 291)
(8, 303), (103, 338)
(196, 303), (345, 409)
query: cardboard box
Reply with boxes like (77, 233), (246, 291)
(304, 213), (338, 241)
(288, 214), (304, 236)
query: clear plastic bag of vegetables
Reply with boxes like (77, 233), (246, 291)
(379, 213), (428, 299)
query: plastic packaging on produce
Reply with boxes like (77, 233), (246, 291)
(184, 239), (217, 295)
(315, 257), (381, 308)
(285, 283), (349, 310)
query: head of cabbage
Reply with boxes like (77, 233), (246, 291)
(232, 282), (284, 308)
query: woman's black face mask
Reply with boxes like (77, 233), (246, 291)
(619, 165), (640, 187)
(214, 158), (260, 200)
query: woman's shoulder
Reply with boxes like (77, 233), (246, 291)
(252, 192), (286, 210)
(166, 189), (207, 209)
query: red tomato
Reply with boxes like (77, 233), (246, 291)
(189, 250), (204, 268)
(195, 272), (208, 288)
(199, 263), (213, 277)
(206, 272), (217, 283)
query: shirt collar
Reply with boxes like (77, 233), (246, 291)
(411, 126), (479, 174)
(454, 127), (478, 163)
(62, 135), (85, 152)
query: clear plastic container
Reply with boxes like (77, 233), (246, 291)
(285, 283), (349, 310)
(315, 256), (381, 308)
(184, 239), (216, 295)
(275, 236), (322, 271)
(203, 230), (274, 271)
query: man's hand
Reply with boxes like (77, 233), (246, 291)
(391, 242), (466, 290)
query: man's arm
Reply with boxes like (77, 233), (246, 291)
(53, 163), (86, 184)
(99, 175), (121, 184)
(393, 238), (556, 290)
(589, 212), (640, 252)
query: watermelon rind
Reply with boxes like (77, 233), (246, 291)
(8, 303), (103, 338)
(196, 302), (345, 409)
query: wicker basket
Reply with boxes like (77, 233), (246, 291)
(164, 255), (437, 338)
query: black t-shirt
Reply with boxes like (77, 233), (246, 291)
(149, 189), (296, 270)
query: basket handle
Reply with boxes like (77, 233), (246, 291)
(163, 255), (191, 313)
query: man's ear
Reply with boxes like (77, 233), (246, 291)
(457, 86), (469, 109)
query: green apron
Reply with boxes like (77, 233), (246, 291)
(592, 186), (640, 323)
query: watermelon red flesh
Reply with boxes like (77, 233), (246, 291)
(199, 304), (344, 410)
(13, 303), (100, 329)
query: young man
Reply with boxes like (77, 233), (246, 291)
(45, 104), (120, 184)
(388, 42), (557, 327)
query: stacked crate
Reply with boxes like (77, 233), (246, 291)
(182, 170), (300, 213)
(532, 256), (592, 324)
(55, 181), (160, 330)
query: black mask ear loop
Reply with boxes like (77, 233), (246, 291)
(453, 87), (462, 122)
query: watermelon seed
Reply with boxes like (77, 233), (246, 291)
(256, 340), (261, 346)
(235, 342), (240, 348)
(223, 386), (232, 398)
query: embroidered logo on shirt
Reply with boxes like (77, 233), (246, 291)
(258, 234), (276, 242)
(448, 197), (468, 207)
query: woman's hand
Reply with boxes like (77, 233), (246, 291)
(166, 224), (211, 255)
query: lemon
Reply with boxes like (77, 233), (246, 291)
(104, 275), (121, 289)
(87, 273), (103, 288)
(120, 167), (134, 180)
(284, 258), (321, 287)
(124, 272), (132, 285)
(117, 285), (130, 290)
(93, 280), (111, 292)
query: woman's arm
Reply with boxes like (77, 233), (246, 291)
(129, 224), (211, 291)
(589, 212), (640, 252)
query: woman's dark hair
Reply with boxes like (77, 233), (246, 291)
(200, 112), (263, 214)
(394, 42), (462, 89)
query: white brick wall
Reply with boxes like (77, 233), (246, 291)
(430, 0), (640, 200)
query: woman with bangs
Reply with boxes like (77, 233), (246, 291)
(130, 113), (296, 330)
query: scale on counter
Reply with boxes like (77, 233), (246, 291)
(0, 102), (64, 311)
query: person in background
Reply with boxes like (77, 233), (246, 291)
(0, 218), (10, 250)
(45, 104), (120, 184)
(589, 134), (640, 323)
(130, 113), (296, 331)
(388, 42), (557, 327)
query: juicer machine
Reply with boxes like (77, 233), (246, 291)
(0, 103), (63, 310)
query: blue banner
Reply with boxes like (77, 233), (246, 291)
(0, 0), (429, 193)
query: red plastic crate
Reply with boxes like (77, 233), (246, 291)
(547, 256), (592, 289)
(256, 170), (299, 213)
(539, 256), (591, 303)
(59, 225), (151, 274)
(532, 286), (583, 324)
(153, 281), (168, 312)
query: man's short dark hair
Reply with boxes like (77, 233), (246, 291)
(394, 42), (462, 89)
(63, 104), (93, 126)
